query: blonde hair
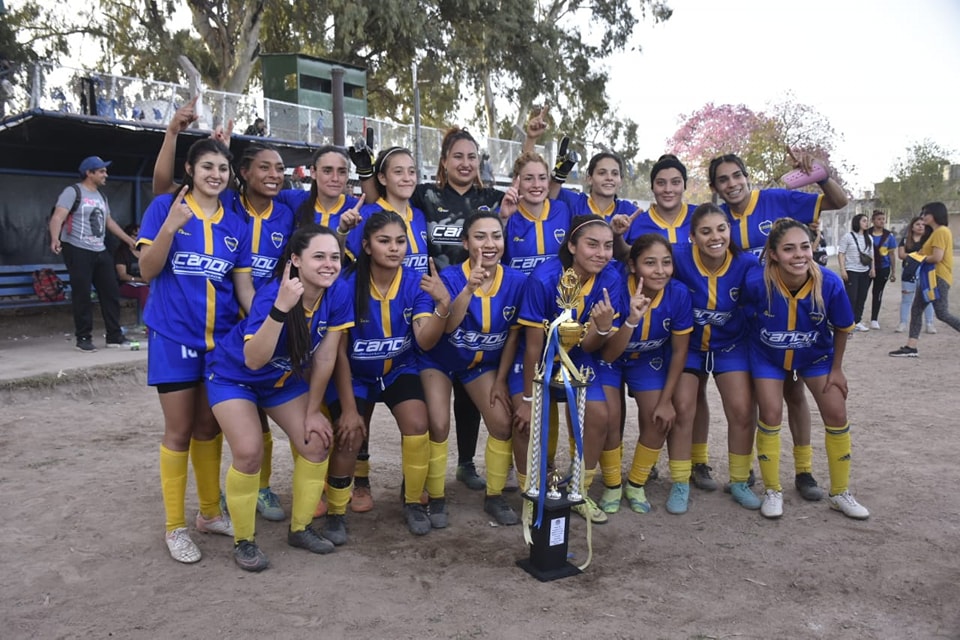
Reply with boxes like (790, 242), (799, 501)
(512, 151), (548, 178)
(762, 218), (825, 315)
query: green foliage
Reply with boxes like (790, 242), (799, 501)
(874, 139), (956, 221)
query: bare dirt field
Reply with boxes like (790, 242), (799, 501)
(1, 299), (959, 640)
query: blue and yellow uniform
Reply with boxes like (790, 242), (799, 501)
(871, 230), (897, 271)
(721, 190), (822, 256)
(618, 276), (694, 392)
(422, 263), (525, 383)
(555, 188), (637, 222)
(516, 259), (623, 401)
(276, 189), (358, 231)
(344, 199), (430, 274)
(624, 204), (697, 247)
(671, 243), (759, 374)
(223, 190), (297, 290)
(744, 267), (854, 379)
(335, 266), (434, 404)
(139, 192), (252, 384)
(206, 277), (354, 406)
(502, 199), (573, 275)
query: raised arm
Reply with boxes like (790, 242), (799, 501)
(152, 96), (199, 195)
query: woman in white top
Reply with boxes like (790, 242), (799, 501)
(836, 214), (875, 332)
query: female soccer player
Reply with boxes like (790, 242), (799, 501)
(138, 138), (255, 563)
(550, 150), (639, 221)
(206, 224), (353, 570)
(278, 145), (361, 231)
(420, 211), (527, 526)
(499, 152), (574, 276)
(671, 204), (761, 512)
(321, 211), (451, 540)
(512, 214), (622, 524)
(602, 234), (694, 514)
(744, 218), (869, 520)
(615, 154), (696, 251)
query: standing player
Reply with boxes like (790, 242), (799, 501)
(744, 218), (869, 520)
(866, 209), (897, 330)
(138, 138), (255, 563)
(206, 225), (353, 570)
(616, 154), (696, 251)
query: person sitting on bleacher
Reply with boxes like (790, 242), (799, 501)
(115, 222), (149, 330)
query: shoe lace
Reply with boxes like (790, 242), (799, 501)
(260, 490), (281, 508)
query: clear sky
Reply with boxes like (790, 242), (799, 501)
(603, 0), (960, 194)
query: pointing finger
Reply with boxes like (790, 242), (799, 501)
(283, 260), (292, 281)
(176, 184), (190, 202)
(603, 287), (611, 305)
(354, 193), (366, 210)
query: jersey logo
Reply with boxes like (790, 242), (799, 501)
(431, 225), (463, 244)
(759, 328), (819, 349)
(662, 318), (671, 331)
(512, 236), (525, 242)
(403, 307), (413, 324)
(648, 357), (664, 371)
(171, 252), (233, 280)
(403, 253), (429, 272)
(729, 287), (740, 302)
(224, 236), (239, 252)
(808, 311), (825, 324)
(420, 230), (428, 244)
(693, 308), (733, 326)
(553, 228), (566, 244)
(271, 232), (284, 249)
(758, 220), (773, 237)
(509, 255), (550, 273)
(251, 254), (278, 276)
(502, 306), (517, 321)
(177, 228), (192, 236)
(448, 328), (508, 351)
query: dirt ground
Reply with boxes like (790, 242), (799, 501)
(1, 297), (959, 640)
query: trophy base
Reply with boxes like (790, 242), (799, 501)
(517, 492), (584, 582)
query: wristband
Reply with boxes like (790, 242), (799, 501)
(522, 395), (534, 403)
(336, 227), (349, 236)
(434, 307), (451, 319)
(269, 306), (288, 322)
(595, 326), (612, 336)
(624, 319), (639, 329)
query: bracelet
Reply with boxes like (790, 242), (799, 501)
(624, 319), (639, 329)
(594, 326), (612, 336)
(269, 306), (288, 322)
(434, 307), (451, 319)
(522, 395), (534, 403)
(336, 227), (349, 236)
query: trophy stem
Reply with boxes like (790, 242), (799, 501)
(526, 378), (545, 498)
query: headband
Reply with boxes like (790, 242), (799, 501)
(570, 218), (610, 239)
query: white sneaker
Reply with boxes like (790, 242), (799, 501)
(925, 324), (937, 334)
(760, 489), (784, 519)
(895, 323), (906, 333)
(165, 527), (201, 563)
(854, 322), (870, 332)
(196, 511), (234, 536)
(870, 320), (880, 330)
(829, 491), (870, 520)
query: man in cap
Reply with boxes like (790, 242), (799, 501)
(49, 156), (137, 351)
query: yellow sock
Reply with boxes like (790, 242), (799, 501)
(190, 436), (224, 518)
(691, 442), (709, 465)
(425, 438), (448, 499)
(729, 452), (753, 484)
(355, 456), (370, 480)
(824, 423), (851, 495)
(600, 448), (622, 488)
(160, 445), (188, 532)
(793, 444), (813, 475)
(584, 468), (597, 493)
(290, 456), (328, 532)
(326, 476), (352, 516)
(401, 433), (429, 503)
(546, 405), (560, 463)
(756, 421), (782, 492)
(627, 443), (660, 486)
(260, 431), (274, 490)
(485, 436), (512, 496)
(226, 465), (259, 543)
(669, 459), (692, 484)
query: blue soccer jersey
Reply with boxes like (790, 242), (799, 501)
(721, 189), (822, 256)
(672, 243), (758, 353)
(743, 266), (854, 371)
(344, 266), (434, 382)
(223, 190), (297, 290)
(207, 277), (354, 388)
(276, 189), (358, 231)
(555, 187), (637, 222)
(139, 192), (252, 352)
(502, 199), (573, 275)
(617, 276), (693, 364)
(518, 259), (623, 375)
(426, 263), (526, 372)
(345, 199), (430, 274)
(871, 230), (898, 270)
(624, 203), (697, 247)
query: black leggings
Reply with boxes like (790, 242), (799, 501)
(869, 266), (891, 322)
(844, 270), (871, 324)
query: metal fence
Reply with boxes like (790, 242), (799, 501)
(2, 61), (540, 182)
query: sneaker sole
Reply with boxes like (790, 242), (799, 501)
(889, 353), (918, 358)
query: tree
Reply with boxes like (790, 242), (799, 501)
(874, 139), (956, 220)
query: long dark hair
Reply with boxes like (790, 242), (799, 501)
(437, 127), (482, 190)
(921, 201), (949, 227)
(559, 214), (610, 269)
(903, 215), (930, 250)
(183, 139), (232, 192)
(236, 142), (282, 197)
(296, 145), (350, 228)
(849, 213), (872, 251)
(629, 233), (673, 263)
(348, 210), (408, 321)
(272, 223), (340, 377)
(374, 147), (414, 199)
(762, 218), (825, 316)
(690, 202), (741, 256)
(707, 153), (748, 189)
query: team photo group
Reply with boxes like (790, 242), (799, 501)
(83, 99), (953, 575)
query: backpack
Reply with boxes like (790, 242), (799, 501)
(50, 184), (82, 237)
(33, 268), (66, 302)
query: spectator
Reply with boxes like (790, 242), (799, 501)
(244, 118), (267, 136)
(114, 222), (149, 328)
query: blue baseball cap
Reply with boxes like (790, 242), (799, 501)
(78, 156), (111, 176)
